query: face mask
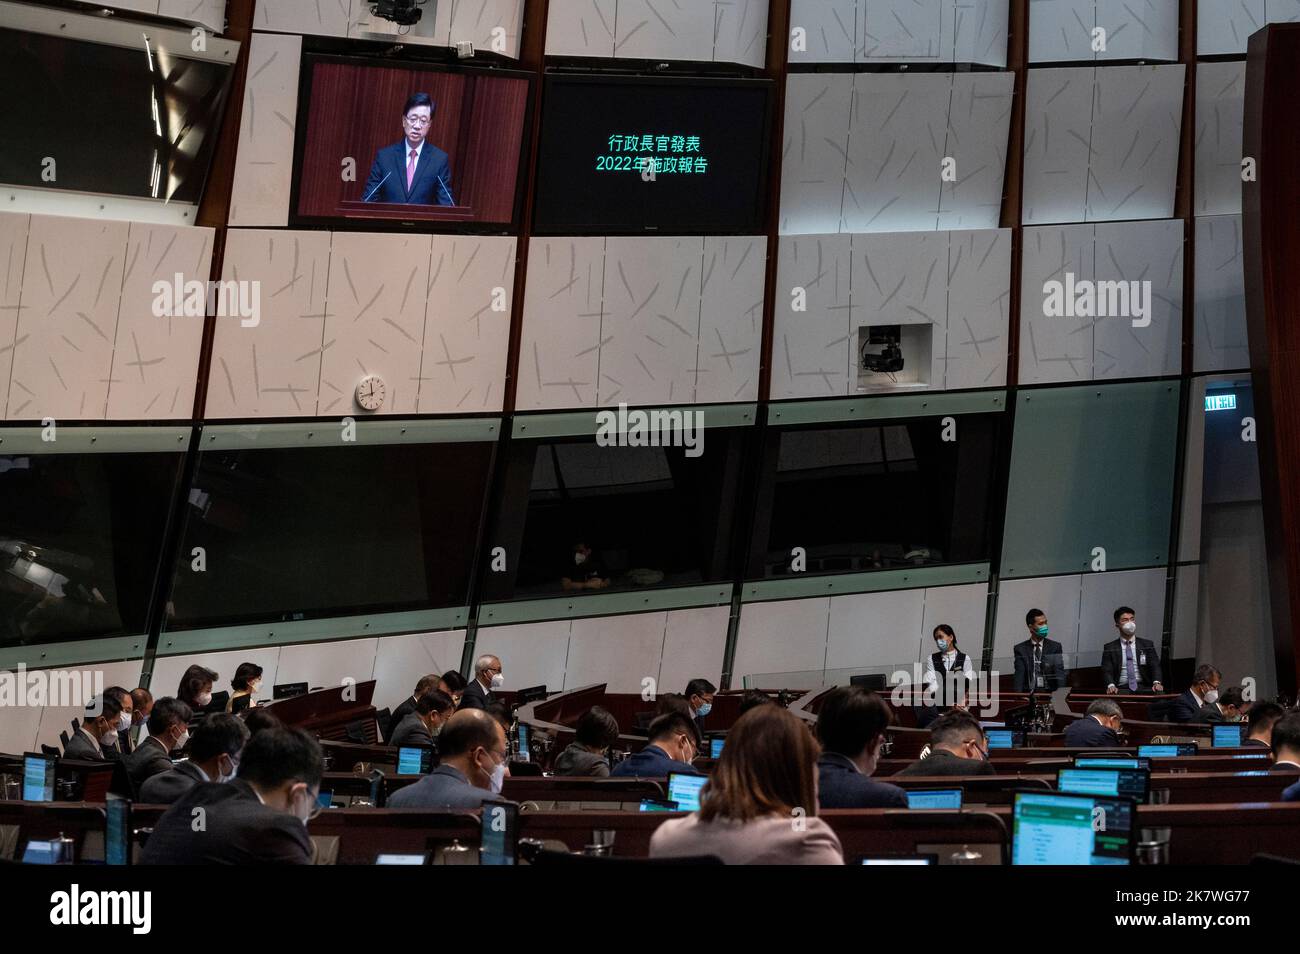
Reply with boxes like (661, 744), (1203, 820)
(574, 552), (587, 565)
(936, 638), (949, 650)
(118, 712), (132, 732)
(1203, 689), (1219, 704)
(217, 756), (237, 783)
(479, 752), (506, 794)
(100, 729), (118, 745)
(293, 788), (312, 827)
(696, 702), (713, 718)
(197, 692), (213, 707)
(490, 674), (505, 689)
(174, 729), (190, 750)
(1120, 621), (1137, 636)
(1035, 625), (1049, 637)
(249, 681), (261, 695)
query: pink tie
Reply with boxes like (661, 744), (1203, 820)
(406, 148), (417, 192)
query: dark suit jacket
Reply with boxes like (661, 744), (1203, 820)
(895, 749), (997, 777)
(137, 760), (207, 805)
(125, 736), (174, 788)
(1283, 779), (1300, 801)
(817, 754), (907, 809)
(1012, 638), (1067, 693)
(609, 744), (700, 779)
(63, 729), (106, 761)
(459, 679), (494, 711)
(1199, 702), (1235, 723)
(1167, 690), (1204, 723)
(1100, 636), (1163, 691)
(363, 140), (454, 205)
(116, 727), (134, 755)
(385, 765), (500, 810)
(1063, 715), (1120, 748)
(385, 695), (419, 743)
(1270, 761), (1300, 774)
(388, 712), (435, 750)
(139, 779), (312, 865)
(1243, 738), (1271, 748)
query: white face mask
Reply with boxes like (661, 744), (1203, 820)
(174, 729), (190, 750)
(1203, 689), (1219, 704)
(574, 552), (588, 565)
(118, 712), (132, 732)
(196, 692), (213, 707)
(1120, 621), (1137, 636)
(479, 752), (506, 794)
(490, 673), (505, 689)
(217, 755), (237, 783)
(100, 728), (118, 745)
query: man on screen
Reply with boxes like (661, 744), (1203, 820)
(363, 92), (454, 205)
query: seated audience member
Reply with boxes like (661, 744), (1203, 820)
(461, 654), (503, 710)
(650, 706), (844, 865)
(1064, 699), (1124, 747)
(896, 711), (997, 776)
(140, 727), (321, 865)
(178, 665), (221, 717)
(99, 686), (133, 760)
(1169, 664), (1221, 722)
(1283, 777), (1300, 802)
(139, 714), (249, 805)
(126, 688), (153, 750)
(554, 707), (620, 777)
(386, 709), (510, 808)
(439, 670), (468, 708)
(1245, 702), (1286, 748)
(815, 686), (907, 809)
(685, 678), (717, 735)
(226, 663), (263, 715)
(64, 692), (125, 761)
(656, 693), (694, 718)
(1101, 607), (1164, 694)
(126, 697), (193, 788)
(1012, 609), (1068, 692)
(738, 690), (776, 715)
(386, 673), (440, 742)
(561, 541), (609, 591)
(389, 690), (455, 750)
(1269, 712), (1300, 772)
(611, 712), (702, 778)
(1200, 686), (1245, 723)
(242, 707), (281, 737)
(483, 702), (512, 733)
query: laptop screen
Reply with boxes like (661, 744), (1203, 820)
(1012, 791), (1135, 865)
(906, 789), (963, 810)
(667, 773), (708, 812)
(23, 754), (55, 802)
(397, 746), (433, 775)
(480, 802), (518, 866)
(1074, 757), (1149, 770)
(105, 793), (131, 866)
(1138, 743), (1197, 758)
(1057, 768), (1150, 803)
(985, 729), (1019, 749)
(517, 723), (531, 762)
(1212, 723), (1245, 747)
(709, 737), (725, 759)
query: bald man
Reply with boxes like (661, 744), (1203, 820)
(386, 709), (510, 809)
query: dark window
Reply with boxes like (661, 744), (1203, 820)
(747, 414), (1003, 578)
(164, 440), (493, 630)
(0, 450), (184, 646)
(483, 428), (752, 600)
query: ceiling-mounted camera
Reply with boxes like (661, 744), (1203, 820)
(861, 324), (905, 374)
(372, 0), (422, 27)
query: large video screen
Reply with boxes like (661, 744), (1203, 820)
(292, 54), (531, 229)
(533, 74), (773, 234)
(0, 25), (231, 204)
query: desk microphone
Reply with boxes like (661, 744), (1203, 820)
(436, 174), (454, 205)
(363, 172), (391, 202)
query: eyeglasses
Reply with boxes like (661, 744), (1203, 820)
(404, 115), (431, 126)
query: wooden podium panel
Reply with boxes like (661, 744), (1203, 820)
(338, 200), (475, 222)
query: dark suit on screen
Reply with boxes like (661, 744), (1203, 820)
(139, 779), (312, 865)
(816, 753), (907, 809)
(1012, 638), (1067, 693)
(1101, 636), (1163, 692)
(363, 140), (454, 205)
(1063, 715), (1120, 748)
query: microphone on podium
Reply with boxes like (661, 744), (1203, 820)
(363, 171), (392, 202)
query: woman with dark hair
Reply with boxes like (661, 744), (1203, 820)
(177, 665), (219, 715)
(649, 706), (843, 864)
(226, 662), (264, 714)
(554, 706), (620, 777)
(925, 624), (977, 711)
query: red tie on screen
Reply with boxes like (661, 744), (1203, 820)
(407, 148), (417, 192)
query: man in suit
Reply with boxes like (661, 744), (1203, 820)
(125, 697), (192, 789)
(387, 709), (509, 809)
(896, 711), (997, 776)
(389, 689), (455, 750)
(684, 678), (716, 738)
(63, 692), (125, 761)
(140, 727), (319, 865)
(815, 686), (907, 808)
(1012, 608), (1068, 693)
(1200, 686), (1245, 723)
(101, 687), (134, 760)
(611, 713), (702, 778)
(1269, 713), (1300, 772)
(363, 92), (454, 206)
(1101, 606), (1164, 694)
(1063, 699), (1124, 747)
(1245, 702), (1286, 748)
(460, 654), (502, 711)
(124, 688), (152, 752)
(1168, 664), (1221, 722)
(138, 713), (248, 805)
(385, 673), (439, 743)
